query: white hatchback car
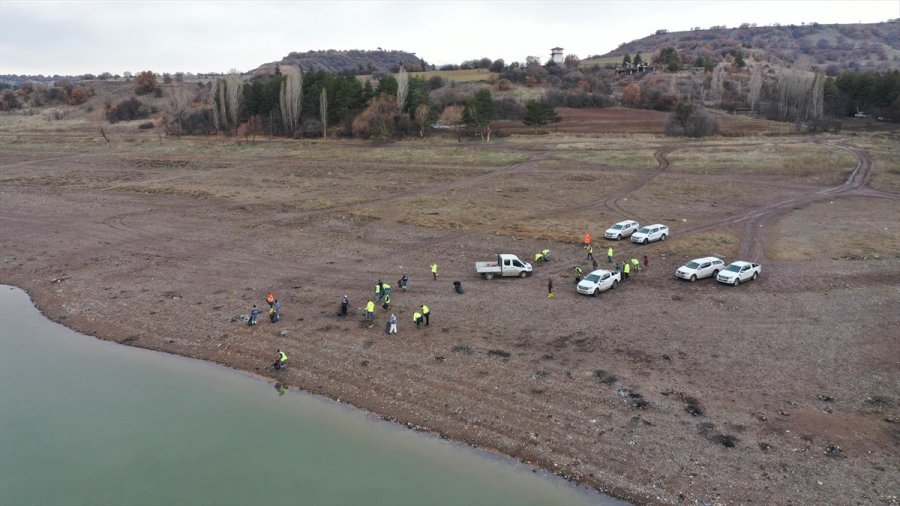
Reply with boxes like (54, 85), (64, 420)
(676, 256), (725, 282)
(604, 220), (640, 240)
(576, 269), (622, 296)
(716, 261), (761, 286)
(631, 224), (669, 244)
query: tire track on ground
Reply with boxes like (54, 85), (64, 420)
(678, 141), (881, 261)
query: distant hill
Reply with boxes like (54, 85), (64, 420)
(250, 49), (429, 77)
(596, 20), (900, 75)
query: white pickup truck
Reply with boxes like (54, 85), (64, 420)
(475, 254), (533, 279)
(577, 269), (621, 296)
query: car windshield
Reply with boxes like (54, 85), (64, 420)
(584, 274), (601, 282)
(611, 224), (623, 230)
(637, 227), (651, 234)
(685, 261), (701, 269)
(725, 264), (742, 273)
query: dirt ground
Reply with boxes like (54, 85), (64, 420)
(1, 114), (899, 505)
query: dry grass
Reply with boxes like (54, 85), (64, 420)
(769, 197), (900, 261)
(666, 140), (857, 184)
(402, 69), (495, 82)
(844, 135), (900, 193)
(653, 228), (740, 260)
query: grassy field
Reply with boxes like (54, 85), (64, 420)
(665, 140), (858, 184)
(358, 68), (494, 84)
(579, 55), (625, 67)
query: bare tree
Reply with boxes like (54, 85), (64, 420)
(163, 84), (192, 137)
(319, 88), (328, 139)
(414, 104), (430, 139)
(396, 67), (409, 112)
(709, 62), (727, 106)
(214, 73), (243, 134)
(279, 68), (303, 137)
(775, 68), (824, 123)
(748, 64), (762, 114)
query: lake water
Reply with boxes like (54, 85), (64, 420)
(0, 285), (622, 506)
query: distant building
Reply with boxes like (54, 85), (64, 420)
(550, 47), (564, 64)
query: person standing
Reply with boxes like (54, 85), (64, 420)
(340, 295), (349, 316)
(381, 281), (391, 298)
(607, 246), (614, 263)
(266, 292), (275, 308)
(586, 244), (594, 261)
(382, 293), (391, 311)
(574, 266), (583, 283)
(365, 300), (376, 320)
(399, 274), (409, 291)
(583, 232), (591, 248)
(421, 304), (430, 326)
(249, 305), (260, 326)
(643, 255), (649, 268)
(623, 261), (631, 280)
(431, 263), (438, 281)
(389, 313), (398, 334)
(374, 280), (383, 302)
(547, 278), (554, 299)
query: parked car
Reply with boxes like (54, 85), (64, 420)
(676, 256), (725, 282)
(604, 220), (640, 240)
(631, 224), (669, 244)
(475, 254), (532, 279)
(716, 261), (761, 286)
(576, 269), (621, 296)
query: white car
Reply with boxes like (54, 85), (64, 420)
(716, 261), (761, 286)
(577, 269), (622, 296)
(631, 224), (669, 244)
(676, 256), (725, 282)
(604, 220), (640, 240)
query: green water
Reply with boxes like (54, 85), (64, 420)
(0, 286), (621, 506)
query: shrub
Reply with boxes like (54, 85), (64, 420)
(107, 97), (149, 123)
(134, 71), (158, 95)
(665, 104), (719, 137)
(179, 108), (216, 135)
(0, 89), (21, 111)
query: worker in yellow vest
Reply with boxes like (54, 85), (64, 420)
(413, 310), (424, 328)
(607, 246), (614, 263)
(421, 304), (430, 326)
(631, 257), (640, 272)
(365, 300), (375, 320)
(274, 349), (288, 370)
(431, 263), (438, 280)
(623, 261), (631, 280)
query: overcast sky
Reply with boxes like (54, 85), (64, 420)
(1, 1), (897, 75)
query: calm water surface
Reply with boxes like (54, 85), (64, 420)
(0, 285), (623, 506)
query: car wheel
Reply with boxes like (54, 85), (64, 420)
(612, 280), (619, 289)
(520, 271), (528, 278)
(661, 234), (667, 241)
(643, 238), (649, 245)
(485, 273), (494, 280)
(752, 272), (758, 280)
(712, 270), (719, 278)
(690, 274), (697, 282)
(617, 234), (622, 240)
(594, 288), (600, 297)
(734, 278), (740, 286)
